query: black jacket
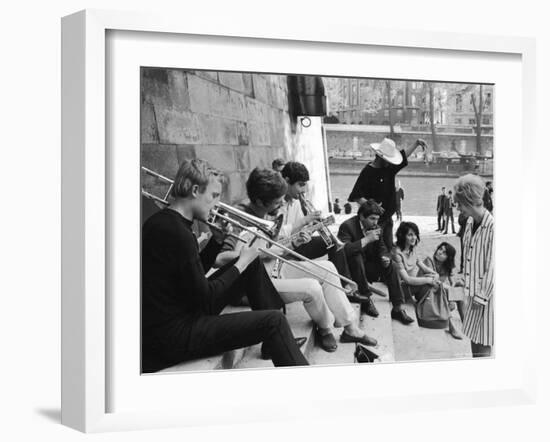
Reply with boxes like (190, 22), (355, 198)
(337, 215), (390, 265)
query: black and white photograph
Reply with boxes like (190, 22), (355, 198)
(140, 69), (495, 373)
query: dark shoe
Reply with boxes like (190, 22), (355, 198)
(340, 330), (377, 347)
(261, 336), (307, 360)
(391, 308), (414, 325)
(360, 297), (379, 317)
(316, 329), (338, 352)
(346, 291), (371, 304)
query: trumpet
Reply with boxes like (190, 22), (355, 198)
(299, 194), (345, 250)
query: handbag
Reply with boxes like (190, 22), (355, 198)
(354, 343), (379, 363)
(415, 284), (451, 329)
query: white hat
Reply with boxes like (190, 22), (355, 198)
(370, 138), (403, 165)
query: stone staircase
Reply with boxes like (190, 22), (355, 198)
(159, 282), (471, 373)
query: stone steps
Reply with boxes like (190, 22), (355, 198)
(159, 285), (472, 373)
(391, 300), (471, 362)
(233, 302), (316, 369)
(308, 304), (360, 366)
(359, 283), (396, 363)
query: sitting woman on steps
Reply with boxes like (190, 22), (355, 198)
(420, 242), (464, 339)
(391, 221), (439, 303)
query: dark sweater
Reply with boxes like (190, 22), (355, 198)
(141, 209), (240, 331)
(348, 150), (408, 221)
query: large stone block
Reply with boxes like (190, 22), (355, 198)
(236, 121), (249, 146)
(210, 87), (246, 121)
(233, 146), (251, 171)
(245, 97), (268, 122)
(194, 71), (219, 82)
(187, 74), (212, 115)
(226, 172), (248, 204)
(141, 68), (190, 112)
(218, 72), (245, 93)
(242, 74), (254, 97)
(194, 145), (236, 173)
(248, 121), (271, 146)
(268, 109), (287, 149)
(252, 75), (268, 103)
(141, 144), (179, 199)
(248, 146), (273, 169)
(175, 145), (197, 164)
(155, 108), (204, 144)
(198, 115), (239, 145)
(141, 100), (159, 144)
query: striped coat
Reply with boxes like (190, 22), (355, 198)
(461, 210), (495, 346)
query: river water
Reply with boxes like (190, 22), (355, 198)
(329, 174), (462, 217)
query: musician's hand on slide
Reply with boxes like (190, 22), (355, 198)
(235, 244), (260, 272)
(211, 219), (233, 244)
(292, 231), (312, 247)
(381, 255), (391, 268)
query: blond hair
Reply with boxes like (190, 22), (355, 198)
(171, 159), (220, 198)
(453, 174), (484, 208)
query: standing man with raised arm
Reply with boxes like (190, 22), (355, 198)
(348, 137), (427, 250)
(141, 159), (308, 372)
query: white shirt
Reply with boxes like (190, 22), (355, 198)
(278, 198), (304, 238)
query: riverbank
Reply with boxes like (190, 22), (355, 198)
(328, 157), (493, 178)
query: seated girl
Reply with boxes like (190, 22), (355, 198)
(421, 242), (464, 339)
(391, 221), (439, 303)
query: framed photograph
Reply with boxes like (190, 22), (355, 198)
(62, 9), (537, 433)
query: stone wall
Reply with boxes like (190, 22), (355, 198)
(141, 68), (329, 212)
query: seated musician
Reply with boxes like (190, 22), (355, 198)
(337, 200), (415, 325)
(279, 162), (379, 318)
(141, 159), (308, 372)
(214, 168), (378, 350)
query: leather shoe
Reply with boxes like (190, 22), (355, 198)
(346, 291), (371, 304)
(340, 330), (377, 347)
(261, 336), (307, 360)
(316, 329), (338, 352)
(361, 297), (379, 317)
(391, 308), (415, 324)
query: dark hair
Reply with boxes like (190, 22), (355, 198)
(357, 199), (385, 218)
(395, 221), (420, 251)
(246, 168), (288, 205)
(434, 242), (456, 276)
(272, 158), (285, 169)
(281, 161), (309, 184)
(486, 181), (492, 187)
(171, 159), (220, 198)
(448, 190), (452, 195)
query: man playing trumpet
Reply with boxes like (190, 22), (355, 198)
(215, 168), (378, 351)
(141, 159), (309, 372)
(278, 161), (380, 318)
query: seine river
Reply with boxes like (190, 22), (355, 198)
(329, 174), (462, 217)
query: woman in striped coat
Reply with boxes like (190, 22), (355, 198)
(453, 174), (494, 358)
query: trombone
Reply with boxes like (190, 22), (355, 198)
(141, 166), (358, 294)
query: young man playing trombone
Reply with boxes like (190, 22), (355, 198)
(215, 168), (378, 351)
(279, 161), (380, 318)
(141, 159), (308, 372)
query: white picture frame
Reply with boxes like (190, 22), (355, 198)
(61, 9), (537, 433)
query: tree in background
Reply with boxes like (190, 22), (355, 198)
(470, 84), (484, 154)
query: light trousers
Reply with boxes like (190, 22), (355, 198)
(270, 260), (356, 329)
